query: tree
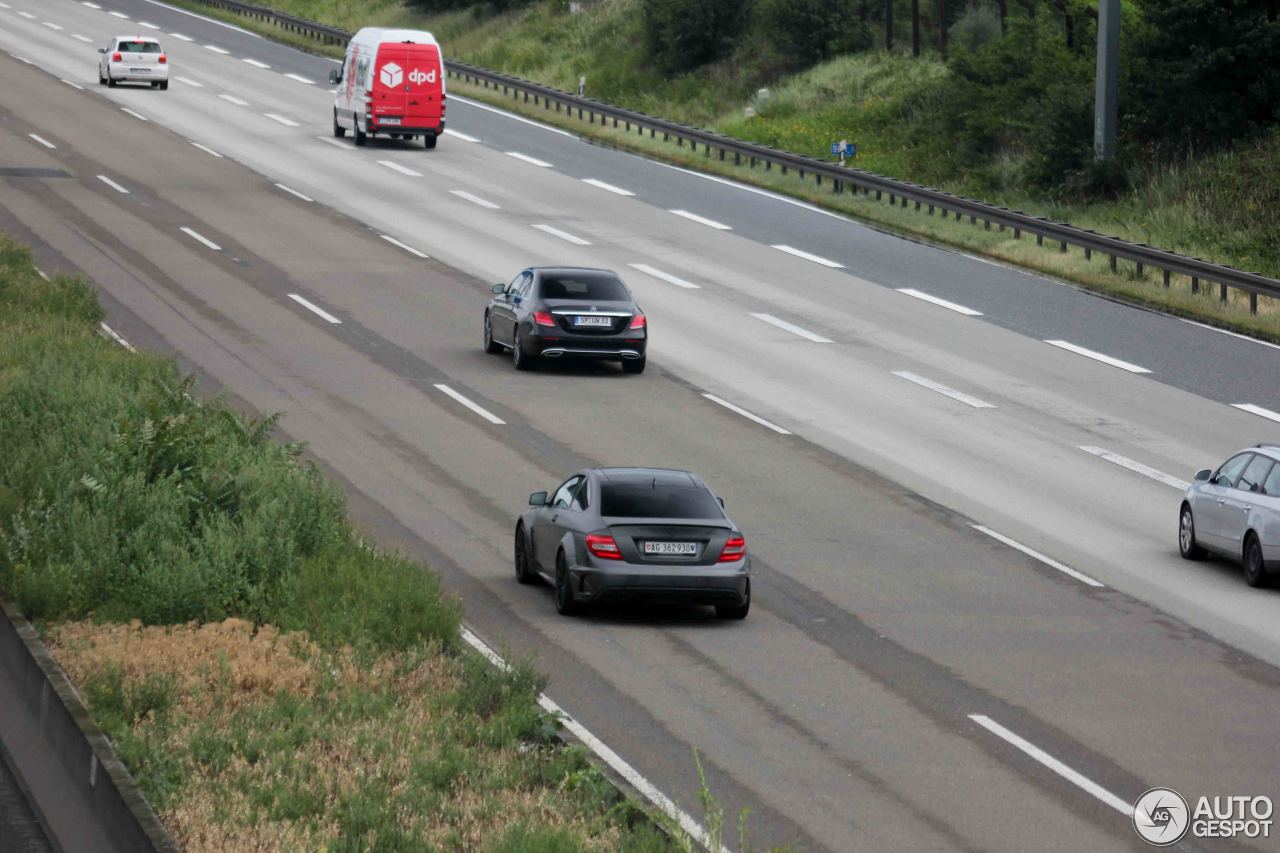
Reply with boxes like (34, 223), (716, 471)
(640, 0), (747, 72)
(757, 0), (872, 66)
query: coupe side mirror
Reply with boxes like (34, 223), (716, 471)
(717, 497), (725, 508)
(328, 69), (341, 84)
(491, 283), (506, 294)
(1195, 469), (1212, 483)
(528, 491), (548, 507)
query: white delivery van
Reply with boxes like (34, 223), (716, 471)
(330, 28), (446, 149)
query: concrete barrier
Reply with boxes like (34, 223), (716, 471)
(0, 602), (176, 853)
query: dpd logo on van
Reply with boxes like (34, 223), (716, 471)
(409, 68), (436, 85)
(379, 62), (402, 88)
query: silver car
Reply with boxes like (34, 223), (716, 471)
(98, 36), (169, 89)
(1179, 443), (1280, 586)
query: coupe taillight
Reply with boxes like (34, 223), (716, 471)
(717, 535), (746, 563)
(157, 54), (167, 64)
(111, 52), (122, 62)
(586, 534), (622, 560)
(533, 310), (556, 327)
(628, 314), (647, 330)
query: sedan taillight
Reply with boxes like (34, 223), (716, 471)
(157, 54), (167, 64)
(586, 534), (622, 560)
(717, 535), (746, 562)
(628, 314), (646, 330)
(112, 52), (122, 62)
(533, 310), (556, 327)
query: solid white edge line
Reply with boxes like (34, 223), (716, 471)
(892, 371), (995, 409)
(451, 94), (576, 138)
(449, 190), (500, 209)
(242, 58), (270, 69)
(190, 141), (222, 157)
(1231, 403), (1280, 424)
(968, 715), (1131, 815)
(141, 0), (263, 37)
(433, 384), (504, 425)
(531, 224), (591, 246)
(1177, 317), (1280, 352)
(288, 293), (341, 324)
(120, 107), (148, 121)
(179, 226), (221, 251)
(99, 322), (136, 352)
(284, 73), (314, 85)
(459, 627), (727, 853)
(970, 525), (1103, 587)
(217, 93), (249, 105)
(669, 209), (731, 230)
(263, 112), (300, 127)
(442, 128), (478, 142)
(1044, 340), (1151, 374)
(96, 175), (130, 194)
(505, 151), (552, 168)
(35, 268), (49, 281)
(627, 263), (700, 289)
(896, 288), (983, 316)
(377, 160), (422, 177)
(380, 235), (429, 259)
(750, 312), (833, 343)
(1078, 446), (1191, 490)
(771, 244), (844, 269)
(582, 178), (635, 196)
(28, 133), (56, 149)
(274, 183), (313, 202)
(701, 394), (791, 435)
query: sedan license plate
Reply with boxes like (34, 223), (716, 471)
(574, 316), (612, 327)
(643, 541), (697, 556)
(379, 117), (402, 126)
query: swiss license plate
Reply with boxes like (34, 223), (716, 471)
(379, 117), (402, 126)
(574, 316), (612, 327)
(643, 541), (697, 556)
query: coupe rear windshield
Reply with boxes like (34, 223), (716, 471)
(120, 42), (162, 53)
(538, 273), (629, 302)
(601, 484), (723, 519)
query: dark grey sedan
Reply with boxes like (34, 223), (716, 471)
(484, 267), (647, 373)
(513, 468), (750, 618)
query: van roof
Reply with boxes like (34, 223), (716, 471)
(350, 27), (439, 48)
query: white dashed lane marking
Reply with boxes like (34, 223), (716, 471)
(1078, 446), (1190, 490)
(1044, 340), (1151, 374)
(750, 313), (833, 343)
(289, 294), (341, 324)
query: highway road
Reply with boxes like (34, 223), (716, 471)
(2, 1), (1279, 849)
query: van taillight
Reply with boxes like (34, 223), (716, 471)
(157, 54), (167, 64)
(111, 52), (121, 62)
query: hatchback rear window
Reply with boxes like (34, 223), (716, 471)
(538, 273), (629, 302)
(120, 41), (162, 53)
(601, 484), (723, 518)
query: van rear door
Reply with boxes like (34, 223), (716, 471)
(370, 44), (411, 128)
(402, 43), (443, 130)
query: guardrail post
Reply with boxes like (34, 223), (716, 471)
(1251, 293), (1258, 314)
(1136, 261), (1143, 276)
(984, 220), (990, 230)
(928, 204), (934, 214)
(915, 201), (921, 211)
(1191, 277), (1199, 294)
(1085, 248), (1092, 260)
(1110, 255), (1117, 272)
(1037, 234), (1044, 246)
(1060, 241), (1067, 252)
(734, 152), (740, 165)
(1220, 283), (1228, 303)
(1163, 270), (1170, 288)
(719, 149), (725, 161)
(876, 190), (882, 200)
(1014, 227), (1020, 238)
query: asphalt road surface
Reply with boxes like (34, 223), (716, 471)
(2, 2), (1279, 850)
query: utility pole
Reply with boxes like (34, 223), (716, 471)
(912, 0), (921, 55)
(886, 0), (894, 50)
(1093, 0), (1120, 159)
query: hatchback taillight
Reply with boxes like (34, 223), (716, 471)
(586, 534), (622, 560)
(111, 52), (122, 62)
(629, 314), (646, 330)
(533, 310), (556, 327)
(717, 535), (746, 563)
(157, 54), (166, 64)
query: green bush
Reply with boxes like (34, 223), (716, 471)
(755, 0), (871, 67)
(641, 0), (748, 72)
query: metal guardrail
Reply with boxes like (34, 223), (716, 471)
(194, 0), (1280, 314)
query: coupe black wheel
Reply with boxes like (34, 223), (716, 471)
(1178, 505), (1206, 560)
(715, 579), (750, 620)
(484, 314), (502, 354)
(621, 356), (646, 375)
(554, 552), (580, 615)
(512, 328), (533, 371)
(332, 109), (346, 138)
(514, 525), (537, 585)
(1244, 535), (1268, 588)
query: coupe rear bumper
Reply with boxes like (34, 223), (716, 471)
(569, 561), (748, 606)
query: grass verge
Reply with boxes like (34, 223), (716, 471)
(0, 234), (681, 850)
(169, 0), (1280, 343)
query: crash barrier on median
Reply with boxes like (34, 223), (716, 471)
(195, 0), (1280, 315)
(0, 602), (176, 853)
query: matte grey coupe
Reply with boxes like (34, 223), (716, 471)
(514, 468), (750, 618)
(1179, 443), (1280, 587)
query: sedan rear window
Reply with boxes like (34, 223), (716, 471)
(601, 484), (723, 518)
(120, 41), (162, 53)
(538, 273), (629, 302)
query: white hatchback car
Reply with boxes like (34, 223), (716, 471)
(98, 36), (169, 89)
